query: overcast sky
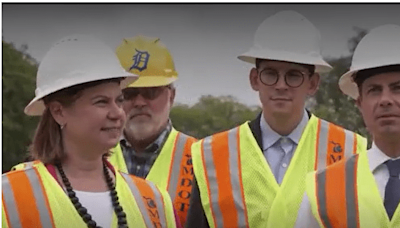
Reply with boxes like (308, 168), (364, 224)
(2, 4), (400, 106)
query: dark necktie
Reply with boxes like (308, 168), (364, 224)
(384, 159), (400, 220)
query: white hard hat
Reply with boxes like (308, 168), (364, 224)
(24, 34), (138, 116)
(238, 10), (332, 73)
(339, 24), (400, 100)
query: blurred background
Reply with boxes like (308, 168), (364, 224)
(3, 3), (400, 172)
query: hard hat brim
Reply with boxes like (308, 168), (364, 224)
(339, 61), (400, 100)
(24, 71), (138, 116)
(126, 76), (178, 88)
(237, 49), (332, 73)
(339, 24), (400, 100)
(338, 69), (359, 100)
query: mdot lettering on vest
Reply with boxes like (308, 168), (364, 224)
(329, 140), (344, 164)
(144, 196), (162, 228)
(177, 154), (193, 212)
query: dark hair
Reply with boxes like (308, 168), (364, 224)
(255, 58), (316, 76)
(355, 64), (400, 95)
(29, 78), (123, 164)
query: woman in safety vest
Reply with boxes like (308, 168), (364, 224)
(2, 34), (178, 228)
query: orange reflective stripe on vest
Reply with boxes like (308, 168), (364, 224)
(316, 154), (360, 228)
(166, 132), (196, 224)
(2, 168), (55, 228)
(200, 127), (249, 228)
(121, 173), (167, 228)
(315, 119), (358, 170)
(198, 118), (360, 227)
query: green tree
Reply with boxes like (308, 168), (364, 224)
(2, 41), (39, 172)
(1, 27), (371, 171)
(311, 27), (371, 145)
(171, 95), (261, 139)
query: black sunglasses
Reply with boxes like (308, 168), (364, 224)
(122, 85), (171, 100)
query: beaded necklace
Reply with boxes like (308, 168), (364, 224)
(55, 160), (128, 228)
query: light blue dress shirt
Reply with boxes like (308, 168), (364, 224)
(260, 110), (309, 184)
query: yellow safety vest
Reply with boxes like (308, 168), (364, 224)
(11, 160), (40, 171)
(306, 151), (400, 228)
(2, 162), (176, 228)
(109, 127), (197, 225)
(191, 115), (367, 228)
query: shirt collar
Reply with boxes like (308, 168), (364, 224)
(260, 109), (309, 151)
(368, 142), (400, 172)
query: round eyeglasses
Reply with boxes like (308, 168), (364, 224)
(258, 68), (306, 88)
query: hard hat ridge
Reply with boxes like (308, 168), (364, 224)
(238, 10), (332, 73)
(116, 35), (178, 88)
(24, 34), (138, 116)
(339, 24), (400, 99)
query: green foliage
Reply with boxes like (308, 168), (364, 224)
(310, 27), (372, 146)
(171, 95), (261, 139)
(311, 57), (369, 138)
(2, 41), (39, 172)
(1, 27), (372, 171)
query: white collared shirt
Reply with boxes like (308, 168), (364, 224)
(368, 143), (400, 198)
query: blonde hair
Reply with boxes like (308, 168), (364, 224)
(29, 78), (122, 164)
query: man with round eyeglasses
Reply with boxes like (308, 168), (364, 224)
(258, 66), (308, 88)
(185, 10), (367, 228)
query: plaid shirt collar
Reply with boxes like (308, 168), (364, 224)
(120, 119), (173, 153)
(119, 120), (173, 177)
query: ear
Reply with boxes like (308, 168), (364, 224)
(249, 68), (260, 91)
(355, 95), (362, 111)
(307, 73), (320, 96)
(48, 101), (67, 126)
(169, 87), (176, 106)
